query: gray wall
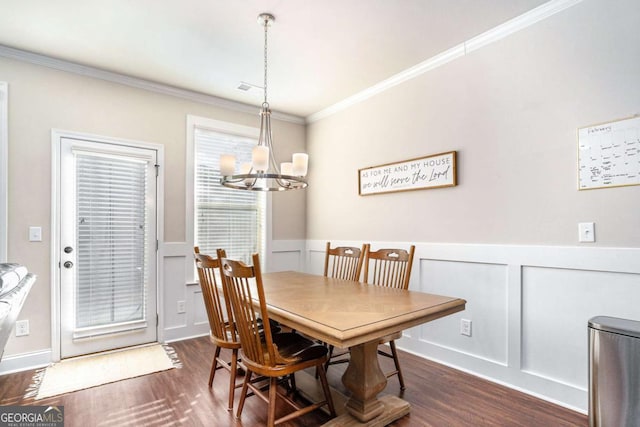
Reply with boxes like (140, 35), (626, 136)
(307, 0), (640, 248)
(304, 0), (640, 412)
(1, 56), (306, 356)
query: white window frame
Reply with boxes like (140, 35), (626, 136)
(186, 115), (272, 279)
(0, 82), (7, 262)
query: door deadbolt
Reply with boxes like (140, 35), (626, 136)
(63, 261), (73, 269)
(64, 246), (73, 254)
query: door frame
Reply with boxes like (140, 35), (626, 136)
(51, 129), (165, 362)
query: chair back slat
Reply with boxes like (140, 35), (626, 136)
(363, 245), (415, 290)
(219, 252), (277, 367)
(194, 247), (236, 342)
(323, 242), (366, 281)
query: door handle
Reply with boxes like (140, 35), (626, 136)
(63, 261), (73, 269)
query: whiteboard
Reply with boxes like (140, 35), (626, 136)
(578, 115), (640, 190)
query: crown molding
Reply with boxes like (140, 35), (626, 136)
(306, 45), (465, 124)
(306, 0), (584, 124)
(0, 44), (305, 125)
(0, 0), (583, 127)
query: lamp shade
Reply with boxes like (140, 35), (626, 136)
(220, 154), (236, 176)
(292, 153), (308, 176)
(252, 146), (269, 171)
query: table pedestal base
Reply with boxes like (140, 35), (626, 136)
(322, 395), (410, 426)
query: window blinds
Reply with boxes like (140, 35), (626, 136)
(75, 153), (148, 330)
(195, 128), (265, 264)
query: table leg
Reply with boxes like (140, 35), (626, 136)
(342, 340), (387, 422)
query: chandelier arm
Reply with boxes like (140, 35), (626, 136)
(265, 111), (282, 175)
(258, 106), (268, 147)
(221, 173), (307, 191)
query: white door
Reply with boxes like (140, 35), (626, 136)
(58, 136), (158, 358)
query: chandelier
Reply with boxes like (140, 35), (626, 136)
(220, 13), (308, 191)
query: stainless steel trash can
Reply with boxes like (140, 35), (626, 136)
(588, 316), (640, 427)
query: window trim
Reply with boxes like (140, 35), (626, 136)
(186, 115), (272, 278)
(0, 82), (7, 262)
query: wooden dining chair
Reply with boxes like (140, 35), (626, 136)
(323, 242), (366, 374)
(218, 252), (336, 427)
(194, 247), (241, 411)
(323, 242), (366, 281)
(363, 244), (416, 390)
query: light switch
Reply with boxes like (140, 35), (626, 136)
(29, 226), (42, 242)
(578, 222), (595, 243)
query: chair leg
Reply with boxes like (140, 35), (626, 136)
(389, 340), (405, 390)
(323, 344), (335, 374)
(209, 346), (221, 387)
(227, 348), (238, 411)
(236, 371), (253, 419)
(267, 376), (278, 427)
(316, 363), (336, 417)
(289, 373), (297, 393)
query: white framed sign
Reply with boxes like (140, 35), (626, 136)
(358, 151), (457, 196)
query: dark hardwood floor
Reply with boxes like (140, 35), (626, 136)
(0, 336), (587, 426)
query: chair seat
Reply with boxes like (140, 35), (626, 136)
(273, 332), (328, 363)
(210, 331), (241, 349)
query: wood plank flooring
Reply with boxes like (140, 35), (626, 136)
(0, 336), (587, 426)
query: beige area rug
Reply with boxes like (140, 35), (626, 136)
(26, 344), (181, 400)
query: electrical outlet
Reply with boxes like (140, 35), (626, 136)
(177, 300), (186, 314)
(15, 319), (29, 337)
(460, 319), (472, 337)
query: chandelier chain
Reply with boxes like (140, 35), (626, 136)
(263, 17), (268, 105)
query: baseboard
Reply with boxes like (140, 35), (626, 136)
(0, 349), (51, 375)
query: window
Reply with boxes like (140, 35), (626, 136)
(194, 127), (266, 264)
(75, 151), (149, 329)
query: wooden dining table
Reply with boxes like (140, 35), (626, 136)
(260, 271), (466, 426)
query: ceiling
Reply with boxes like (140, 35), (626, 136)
(0, 0), (548, 118)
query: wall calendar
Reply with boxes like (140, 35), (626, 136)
(578, 115), (640, 190)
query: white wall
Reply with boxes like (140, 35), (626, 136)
(305, 240), (640, 413)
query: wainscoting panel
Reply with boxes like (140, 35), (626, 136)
(192, 288), (208, 326)
(163, 253), (188, 330)
(162, 242), (206, 342)
(521, 266), (640, 390)
(270, 251), (302, 272)
(268, 240), (306, 272)
(418, 259), (508, 365)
